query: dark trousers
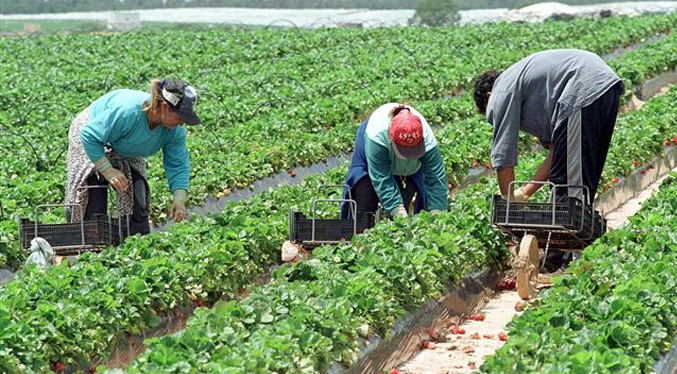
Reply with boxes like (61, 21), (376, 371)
(85, 169), (150, 235)
(349, 175), (416, 218)
(545, 83), (621, 272)
(550, 83), (622, 204)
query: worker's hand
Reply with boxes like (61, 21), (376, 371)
(100, 168), (129, 192)
(171, 189), (188, 222)
(513, 187), (531, 202)
(392, 205), (408, 219)
(430, 209), (443, 215)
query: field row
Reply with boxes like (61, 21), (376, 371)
(113, 89), (677, 374)
(0, 14), (674, 227)
(1, 21), (676, 271)
(2, 80), (676, 373)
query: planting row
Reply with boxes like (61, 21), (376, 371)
(0, 14), (674, 229)
(118, 183), (505, 374)
(481, 172), (677, 373)
(608, 31), (677, 91)
(2, 29), (677, 270)
(2, 82), (675, 373)
(115, 89), (677, 373)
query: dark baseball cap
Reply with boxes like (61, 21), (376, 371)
(161, 78), (201, 125)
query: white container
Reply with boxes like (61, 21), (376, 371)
(108, 11), (140, 31)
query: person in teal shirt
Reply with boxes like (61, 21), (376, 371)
(66, 78), (201, 235)
(340, 103), (448, 219)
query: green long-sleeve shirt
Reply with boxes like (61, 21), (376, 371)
(364, 103), (448, 215)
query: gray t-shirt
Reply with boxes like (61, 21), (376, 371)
(487, 49), (622, 169)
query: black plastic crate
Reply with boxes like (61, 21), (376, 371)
(20, 214), (130, 254)
(99, 215), (131, 247)
(491, 195), (607, 249)
(290, 212), (376, 244)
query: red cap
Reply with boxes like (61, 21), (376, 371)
(390, 109), (425, 159)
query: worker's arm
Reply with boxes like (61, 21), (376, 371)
(163, 127), (190, 222)
(81, 109), (128, 161)
(521, 143), (554, 197)
(162, 126), (190, 194)
(487, 90), (522, 198)
(420, 146), (448, 211)
(496, 166), (515, 197)
(365, 137), (403, 216)
(81, 108), (130, 191)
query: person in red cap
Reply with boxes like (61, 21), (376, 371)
(340, 103), (448, 220)
(65, 78), (201, 235)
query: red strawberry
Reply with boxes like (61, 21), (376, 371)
(672, 136), (677, 144)
(424, 327), (438, 341)
(611, 177), (620, 183)
(498, 277), (517, 290)
(422, 340), (437, 349)
(468, 313), (485, 321)
(390, 369), (401, 374)
(288, 169), (297, 177)
(498, 332), (508, 341)
(665, 139), (672, 147)
(457, 327), (466, 335)
(54, 362), (66, 373)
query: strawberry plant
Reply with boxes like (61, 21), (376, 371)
(481, 173), (677, 373)
(1, 16), (677, 373)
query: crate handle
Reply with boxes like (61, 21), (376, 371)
(313, 184), (359, 219)
(549, 184), (593, 239)
(315, 184), (353, 200)
(76, 185), (131, 242)
(311, 198), (357, 243)
(505, 181), (557, 226)
(505, 182), (594, 238)
(34, 204), (86, 247)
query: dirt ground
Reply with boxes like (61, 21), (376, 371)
(399, 291), (523, 374)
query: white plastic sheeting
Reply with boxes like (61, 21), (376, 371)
(1, 2), (675, 28)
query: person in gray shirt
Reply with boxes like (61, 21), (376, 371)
(474, 49), (624, 205)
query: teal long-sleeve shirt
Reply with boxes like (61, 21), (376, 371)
(80, 89), (190, 193)
(365, 139), (448, 214)
(364, 103), (448, 215)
